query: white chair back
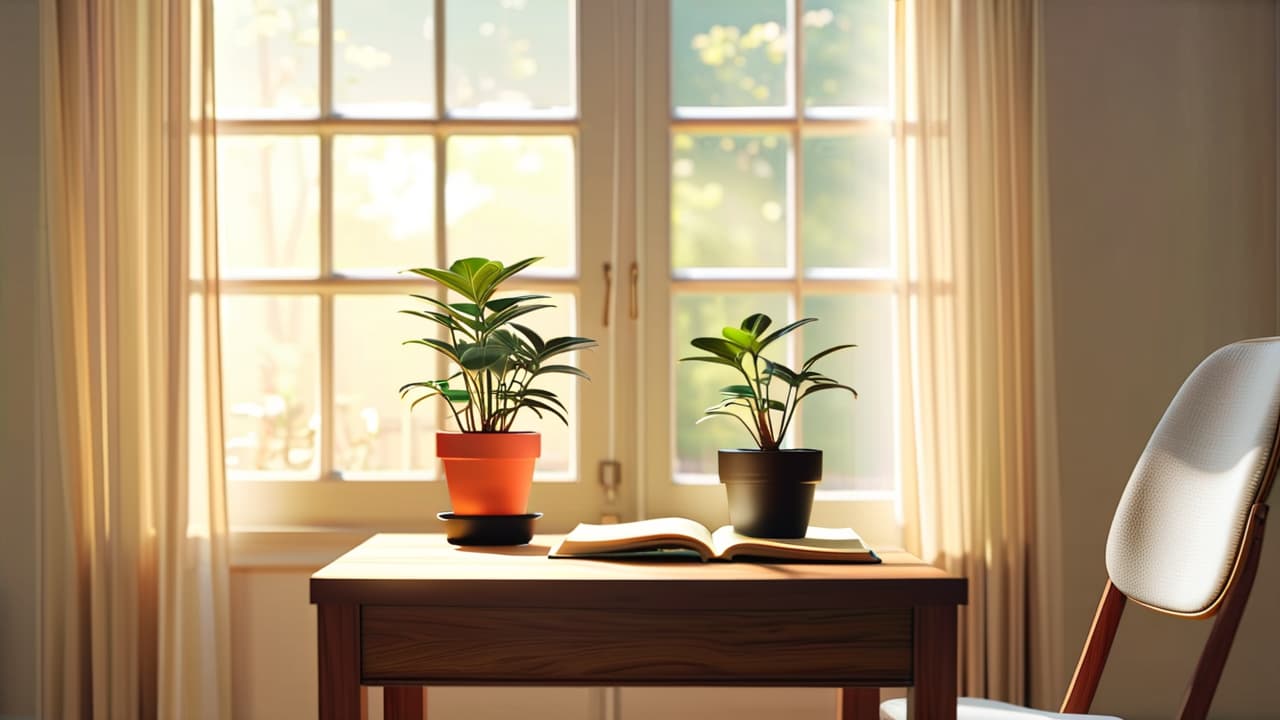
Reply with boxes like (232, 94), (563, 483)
(1106, 338), (1280, 614)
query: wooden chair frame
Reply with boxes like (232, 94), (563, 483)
(1060, 419), (1280, 719)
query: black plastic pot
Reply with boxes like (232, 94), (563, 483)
(718, 448), (822, 538)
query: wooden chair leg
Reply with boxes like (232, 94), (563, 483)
(837, 688), (879, 720)
(385, 686), (427, 720)
(1178, 504), (1268, 720)
(1060, 580), (1126, 714)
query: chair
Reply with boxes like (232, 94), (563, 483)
(882, 338), (1280, 720)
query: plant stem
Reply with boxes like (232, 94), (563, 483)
(776, 379), (798, 444)
(750, 353), (776, 448)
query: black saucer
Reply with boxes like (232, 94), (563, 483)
(437, 512), (542, 546)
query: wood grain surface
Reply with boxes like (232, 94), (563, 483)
(837, 687), (880, 719)
(383, 686), (426, 720)
(361, 605), (913, 686)
(905, 605), (956, 719)
(318, 604), (361, 720)
(311, 534), (966, 610)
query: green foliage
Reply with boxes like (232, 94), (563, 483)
(680, 313), (856, 451)
(400, 256), (596, 433)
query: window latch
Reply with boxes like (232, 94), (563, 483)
(598, 459), (622, 523)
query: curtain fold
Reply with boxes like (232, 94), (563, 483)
(896, 0), (1065, 707)
(37, 0), (231, 717)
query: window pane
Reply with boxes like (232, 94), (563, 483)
(222, 296), (320, 474)
(334, 136), (435, 274)
(798, 293), (894, 491)
(214, 0), (319, 117)
(446, 136), (575, 273)
(673, 292), (790, 481)
(802, 0), (891, 113)
(802, 134), (890, 270)
(335, 295), (438, 475)
(445, 0), (575, 118)
(334, 0), (435, 117)
(672, 0), (790, 113)
(217, 136), (320, 275)
(672, 133), (789, 271)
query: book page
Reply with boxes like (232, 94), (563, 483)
(710, 525), (872, 560)
(552, 517), (715, 558)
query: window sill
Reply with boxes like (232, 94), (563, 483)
(230, 526), (374, 570)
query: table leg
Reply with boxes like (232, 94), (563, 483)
(907, 605), (957, 720)
(385, 687), (427, 719)
(837, 688), (879, 719)
(318, 604), (362, 720)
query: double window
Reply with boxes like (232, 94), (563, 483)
(215, 0), (900, 542)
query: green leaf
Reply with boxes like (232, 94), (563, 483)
(678, 355), (741, 369)
(518, 387), (567, 410)
(534, 364), (591, 381)
(763, 361), (799, 386)
(440, 389), (471, 403)
(511, 323), (545, 354)
(407, 267), (473, 300)
(719, 384), (757, 399)
(489, 329), (525, 355)
(539, 335), (598, 360)
(403, 338), (460, 363)
(488, 256), (543, 289)
(450, 302), (482, 317)
(408, 294), (481, 335)
(436, 258), (502, 304)
(487, 302), (555, 329)
(459, 343), (509, 371)
(801, 343), (857, 372)
(695, 410), (762, 446)
(797, 383), (859, 401)
(721, 326), (757, 351)
(704, 397), (755, 414)
(398, 309), (460, 330)
(398, 380), (440, 396)
(740, 313), (772, 337)
(690, 336), (741, 361)
(520, 398), (569, 425)
(486, 294), (551, 313)
(472, 264), (503, 301)
(408, 393), (438, 413)
(757, 317), (818, 352)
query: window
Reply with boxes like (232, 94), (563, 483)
(216, 0), (901, 544)
(640, 0), (900, 538)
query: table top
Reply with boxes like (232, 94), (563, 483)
(311, 534), (966, 610)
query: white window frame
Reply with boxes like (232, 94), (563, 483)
(634, 0), (904, 548)
(222, 0), (620, 533)
(221, 0), (904, 549)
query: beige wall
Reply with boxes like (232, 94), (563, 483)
(5, 1), (1280, 718)
(0, 0), (41, 716)
(1044, 1), (1279, 718)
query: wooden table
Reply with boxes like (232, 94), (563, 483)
(311, 534), (966, 720)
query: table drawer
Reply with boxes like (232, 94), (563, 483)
(361, 605), (912, 686)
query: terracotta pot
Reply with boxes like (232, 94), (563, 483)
(718, 448), (822, 538)
(437, 431), (540, 515)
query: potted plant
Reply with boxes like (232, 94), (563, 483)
(680, 313), (857, 538)
(400, 256), (596, 519)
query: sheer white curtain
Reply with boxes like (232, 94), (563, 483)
(896, 0), (1065, 707)
(37, 0), (231, 717)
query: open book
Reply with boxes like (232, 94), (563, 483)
(549, 517), (879, 563)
